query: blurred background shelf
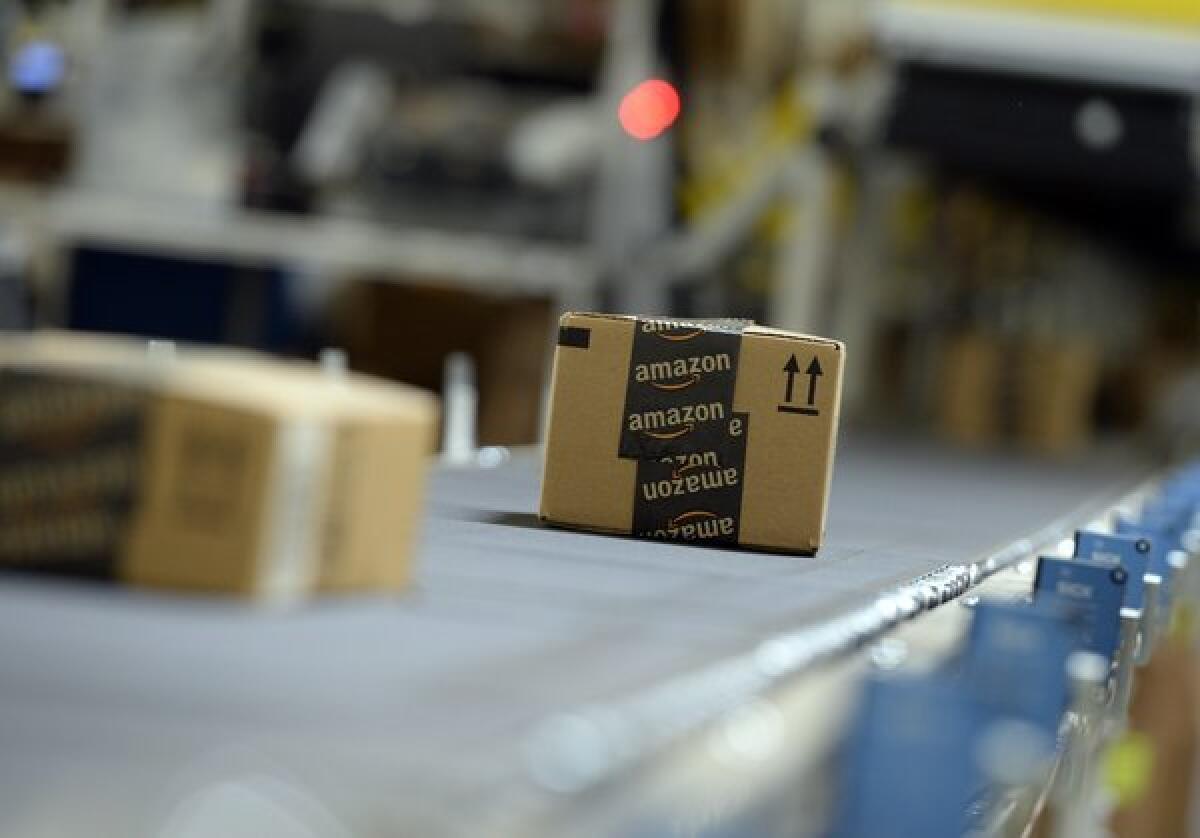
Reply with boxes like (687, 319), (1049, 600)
(0, 184), (598, 300)
(875, 1), (1200, 91)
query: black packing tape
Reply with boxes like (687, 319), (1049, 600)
(632, 414), (749, 545)
(618, 319), (743, 460)
(0, 371), (145, 579)
(620, 318), (748, 544)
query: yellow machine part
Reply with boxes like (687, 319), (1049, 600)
(914, 0), (1200, 28)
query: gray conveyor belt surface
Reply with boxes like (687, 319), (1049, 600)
(0, 435), (1152, 836)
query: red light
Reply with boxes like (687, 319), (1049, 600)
(618, 79), (681, 141)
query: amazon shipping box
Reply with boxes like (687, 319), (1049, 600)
(0, 332), (438, 600)
(540, 313), (845, 554)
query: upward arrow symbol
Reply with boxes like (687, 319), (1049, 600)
(805, 357), (823, 406)
(780, 354), (824, 416)
(783, 355), (801, 403)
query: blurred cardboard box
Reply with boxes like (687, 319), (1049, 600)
(540, 313), (844, 554)
(0, 332), (438, 600)
(331, 280), (552, 446)
(1016, 340), (1100, 457)
(0, 112), (73, 183)
(1107, 631), (1199, 838)
(937, 332), (1003, 448)
(937, 334), (1101, 455)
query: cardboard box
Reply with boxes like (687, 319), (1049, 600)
(0, 332), (438, 600)
(331, 280), (553, 446)
(1109, 634), (1199, 838)
(1015, 340), (1100, 457)
(540, 313), (845, 554)
(936, 332), (1003, 448)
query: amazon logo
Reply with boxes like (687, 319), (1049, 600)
(641, 510), (736, 541)
(626, 401), (725, 437)
(633, 353), (732, 392)
(640, 319), (708, 342)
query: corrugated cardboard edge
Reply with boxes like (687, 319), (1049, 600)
(547, 313), (844, 349)
(548, 312), (844, 350)
(811, 339), (845, 552)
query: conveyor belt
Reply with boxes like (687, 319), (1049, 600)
(0, 435), (1152, 836)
